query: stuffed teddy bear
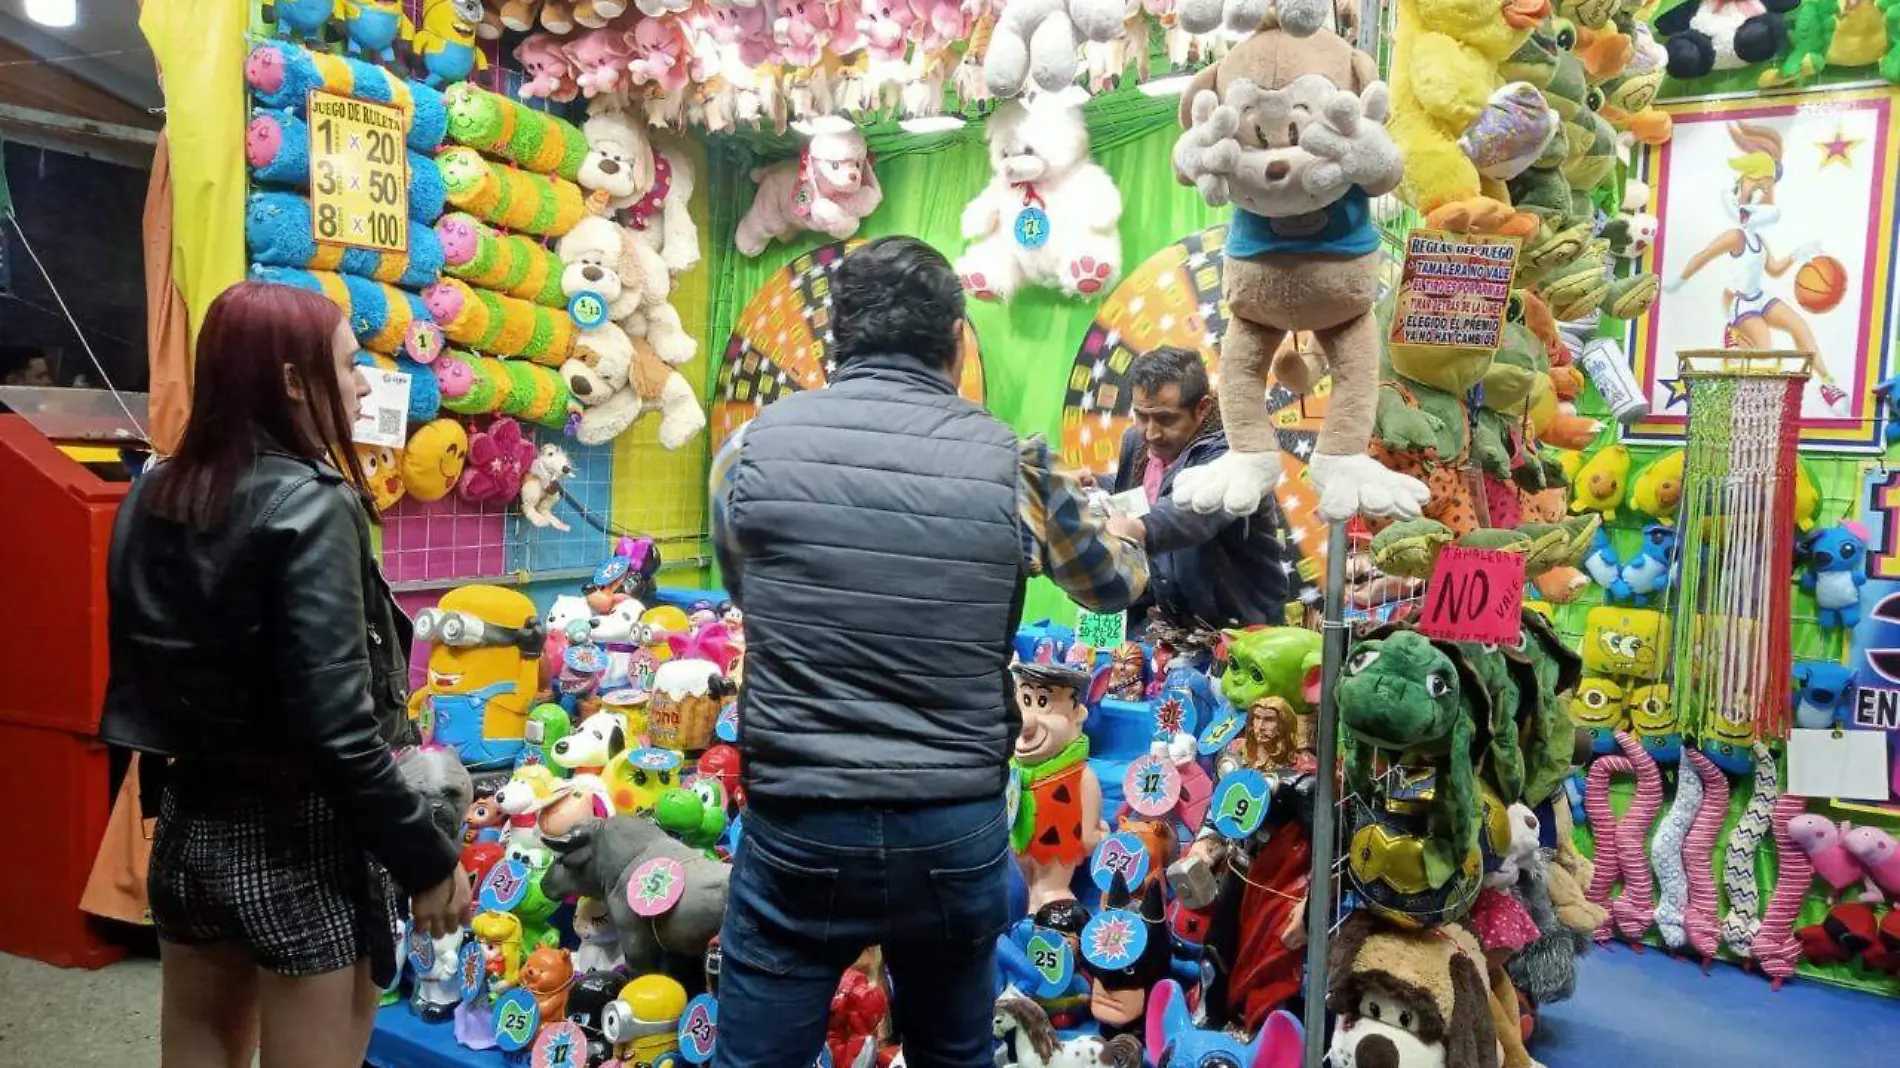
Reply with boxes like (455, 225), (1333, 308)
(560, 323), (699, 447)
(563, 24), (636, 98)
(556, 215), (696, 365)
(575, 103), (701, 276)
(515, 32), (580, 102)
(983, 0), (1135, 97)
(1327, 912), (1500, 1068)
(627, 14), (692, 96)
(1169, 23), (1429, 523)
(736, 120), (883, 254)
(955, 88), (1122, 301)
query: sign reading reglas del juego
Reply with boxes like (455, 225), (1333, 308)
(1388, 230), (1519, 350)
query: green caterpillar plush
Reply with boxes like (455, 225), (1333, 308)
(443, 83), (588, 181)
(436, 212), (566, 308)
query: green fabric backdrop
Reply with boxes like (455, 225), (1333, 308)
(701, 93), (1225, 622)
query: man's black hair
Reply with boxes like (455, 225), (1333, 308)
(831, 236), (965, 369)
(1128, 346), (1211, 410)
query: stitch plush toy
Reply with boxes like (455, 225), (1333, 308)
(438, 146), (587, 238)
(736, 120), (883, 254)
(1792, 661), (1857, 730)
(1145, 981), (1302, 1068)
(956, 89), (1122, 302)
(1616, 523), (1677, 607)
(1169, 23), (1428, 523)
(1799, 523), (1871, 629)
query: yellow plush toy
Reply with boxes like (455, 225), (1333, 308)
(401, 418), (469, 502)
(409, 585), (546, 770)
(355, 443), (407, 512)
(1388, 0), (1549, 234)
(1570, 443), (1630, 518)
(1629, 448), (1683, 521)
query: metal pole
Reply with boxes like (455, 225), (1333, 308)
(1302, 518), (1351, 1067)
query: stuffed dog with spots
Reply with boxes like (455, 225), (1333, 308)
(551, 710), (629, 774)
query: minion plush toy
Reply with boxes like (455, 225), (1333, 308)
(410, 585), (546, 769)
(602, 974), (687, 1068)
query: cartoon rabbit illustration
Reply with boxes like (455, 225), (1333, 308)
(1665, 121), (1848, 413)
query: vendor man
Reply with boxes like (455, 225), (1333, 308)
(1105, 346), (1306, 630)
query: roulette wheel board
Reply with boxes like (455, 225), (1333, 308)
(714, 241), (985, 447)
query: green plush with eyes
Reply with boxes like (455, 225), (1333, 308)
(1335, 629), (1490, 891)
(1219, 627), (1324, 715)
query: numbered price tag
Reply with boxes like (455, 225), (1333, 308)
(627, 857), (687, 917)
(677, 994), (718, 1064)
(1074, 609), (1126, 653)
(1081, 908), (1148, 971)
(457, 938), (488, 1002)
(568, 291), (611, 330)
(533, 1021), (588, 1068)
(1199, 707), (1246, 757)
(1123, 752), (1182, 817)
(1025, 927), (1075, 998)
(480, 858), (533, 913)
(493, 988), (542, 1053)
(307, 90), (408, 253)
(1090, 831), (1152, 893)
(1209, 769), (1271, 840)
(1013, 205), (1051, 250)
(406, 926), (436, 974)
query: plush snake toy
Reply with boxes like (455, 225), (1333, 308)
(443, 83), (588, 180)
(1720, 743), (1781, 960)
(1650, 752), (1702, 950)
(1610, 732), (1664, 943)
(1583, 753), (1631, 942)
(1682, 749), (1729, 966)
(1754, 794), (1814, 988)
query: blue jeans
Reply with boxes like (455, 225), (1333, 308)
(712, 797), (1011, 1068)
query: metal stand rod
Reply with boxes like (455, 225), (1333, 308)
(1302, 518), (1351, 1067)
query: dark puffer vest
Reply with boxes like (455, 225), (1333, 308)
(726, 354), (1025, 803)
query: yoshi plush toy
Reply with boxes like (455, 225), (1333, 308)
(1336, 626), (1490, 913)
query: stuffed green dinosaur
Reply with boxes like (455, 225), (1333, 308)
(1762, 0), (1839, 88)
(1508, 610), (1586, 803)
(1456, 640), (1528, 803)
(1220, 627), (1324, 713)
(1336, 628), (1491, 890)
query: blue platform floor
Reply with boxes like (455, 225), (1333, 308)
(1537, 944), (1900, 1068)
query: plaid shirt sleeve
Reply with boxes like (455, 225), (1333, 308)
(709, 424), (745, 600)
(1018, 435), (1149, 613)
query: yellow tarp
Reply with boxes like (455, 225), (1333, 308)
(139, 0), (247, 342)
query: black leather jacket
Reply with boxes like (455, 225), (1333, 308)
(100, 451), (459, 894)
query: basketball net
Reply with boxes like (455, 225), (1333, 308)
(1664, 351), (1810, 751)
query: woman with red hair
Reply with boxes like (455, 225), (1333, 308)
(101, 281), (467, 1068)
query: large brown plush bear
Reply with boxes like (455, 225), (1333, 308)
(1170, 22), (1430, 523)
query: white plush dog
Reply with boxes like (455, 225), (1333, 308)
(519, 444), (574, 532)
(546, 594), (597, 641)
(550, 710), (628, 772)
(576, 103), (700, 276)
(736, 120), (883, 255)
(557, 215), (695, 365)
(956, 89), (1123, 302)
(559, 322), (704, 448)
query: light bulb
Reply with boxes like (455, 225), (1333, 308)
(25, 0), (78, 28)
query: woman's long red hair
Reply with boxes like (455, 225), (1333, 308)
(148, 281), (370, 528)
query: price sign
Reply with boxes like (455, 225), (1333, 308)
(479, 858), (532, 913)
(533, 1022), (588, 1068)
(493, 988), (541, 1053)
(1025, 928), (1075, 997)
(307, 89), (409, 253)
(1081, 908), (1148, 970)
(1199, 707), (1246, 756)
(677, 994), (719, 1064)
(1123, 752), (1181, 817)
(1417, 547), (1526, 645)
(1090, 830), (1152, 892)
(1386, 230), (1519, 350)
(406, 926), (436, 974)
(457, 938), (488, 1001)
(1075, 609), (1126, 653)
(1210, 768), (1271, 840)
(627, 857), (687, 917)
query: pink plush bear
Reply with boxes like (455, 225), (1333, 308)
(515, 34), (579, 102)
(858, 0), (917, 61)
(1843, 824), (1900, 902)
(775, 0), (834, 68)
(627, 15), (690, 95)
(908, 0), (970, 52)
(564, 24), (636, 99)
(1788, 815), (1864, 896)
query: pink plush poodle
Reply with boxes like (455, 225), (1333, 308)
(1789, 814), (1865, 897)
(515, 33), (579, 102)
(775, 0), (834, 67)
(564, 24), (637, 99)
(627, 14), (691, 94)
(1844, 825), (1900, 902)
(736, 122), (883, 254)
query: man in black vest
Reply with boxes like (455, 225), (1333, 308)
(1103, 346), (1308, 631)
(710, 237), (1149, 1068)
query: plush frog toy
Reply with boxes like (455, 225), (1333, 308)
(1337, 627), (1490, 894)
